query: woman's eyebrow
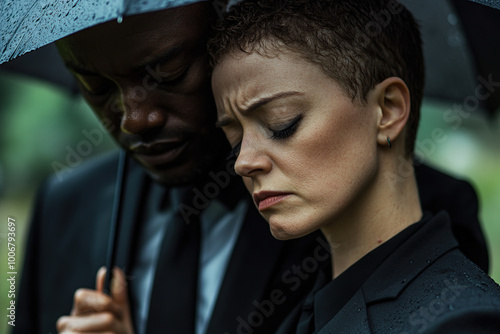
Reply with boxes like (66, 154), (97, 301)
(240, 91), (303, 114)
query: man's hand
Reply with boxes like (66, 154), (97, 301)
(57, 267), (134, 334)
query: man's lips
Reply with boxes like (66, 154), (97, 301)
(253, 191), (292, 211)
(130, 139), (191, 167)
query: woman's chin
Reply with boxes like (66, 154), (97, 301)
(268, 219), (315, 240)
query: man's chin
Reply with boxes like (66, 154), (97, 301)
(144, 162), (202, 186)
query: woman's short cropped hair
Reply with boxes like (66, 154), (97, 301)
(208, 0), (425, 156)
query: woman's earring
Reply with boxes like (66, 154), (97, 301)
(387, 137), (392, 148)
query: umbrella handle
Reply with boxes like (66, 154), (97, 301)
(104, 150), (128, 295)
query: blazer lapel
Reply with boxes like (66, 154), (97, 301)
(207, 204), (286, 334)
(317, 289), (371, 334)
(362, 211), (458, 304)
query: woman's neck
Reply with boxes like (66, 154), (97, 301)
(320, 163), (423, 279)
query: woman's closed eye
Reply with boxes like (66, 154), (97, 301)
(270, 114), (303, 140)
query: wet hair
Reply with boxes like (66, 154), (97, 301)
(208, 0), (425, 156)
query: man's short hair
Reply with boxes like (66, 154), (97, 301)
(208, 0), (425, 156)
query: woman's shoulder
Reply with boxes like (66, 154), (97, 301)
(371, 248), (500, 333)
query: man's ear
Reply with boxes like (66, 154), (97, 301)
(371, 77), (411, 149)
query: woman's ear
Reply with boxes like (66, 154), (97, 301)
(371, 77), (411, 149)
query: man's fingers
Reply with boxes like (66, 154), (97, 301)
(57, 312), (122, 332)
(70, 288), (123, 318)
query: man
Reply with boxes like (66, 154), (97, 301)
(13, 1), (488, 334)
(14, 2), (323, 334)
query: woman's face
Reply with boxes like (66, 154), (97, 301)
(212, 49), (381, 240)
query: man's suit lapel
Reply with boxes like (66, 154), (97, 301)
(113, 157), (149, 271)
(207, 204), (286, 334)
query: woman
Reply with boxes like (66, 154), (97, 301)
(208, 0), (500, 333)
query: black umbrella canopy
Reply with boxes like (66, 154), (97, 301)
(0, 0), (208, 64)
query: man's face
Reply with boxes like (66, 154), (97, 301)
(57, 3), (229, 185)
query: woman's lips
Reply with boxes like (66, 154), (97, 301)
(253, 191), (292, 211)
(131, 140), (190, 167)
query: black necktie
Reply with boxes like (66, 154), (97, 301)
(146, 191), (201, 334)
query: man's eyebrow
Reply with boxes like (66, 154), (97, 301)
(241, 91), (303, 114)
(64, 44), (185, 76)
(132, 43), (184, 72)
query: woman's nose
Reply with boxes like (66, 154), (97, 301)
(234, 138), (272, 177)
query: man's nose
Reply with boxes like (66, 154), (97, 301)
(118, 86), (166, 135)
(234, 138), (272, 178)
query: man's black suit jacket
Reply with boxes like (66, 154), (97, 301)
(313, 212), (500, 334)
(13, 151), (489, 333)
(14, 152), (326, 334)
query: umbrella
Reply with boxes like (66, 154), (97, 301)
(0, 0), (208, 64)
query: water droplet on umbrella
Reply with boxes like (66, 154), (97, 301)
(448, 31), (462, 47)
(41, 2), (49, 9)
(117, 15), (123, 23)
(409, 260), (413, 264)
(447, 13), (458, 26)
(426, 259), (431, 264)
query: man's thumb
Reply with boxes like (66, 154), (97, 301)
(111, 267), (130, 306)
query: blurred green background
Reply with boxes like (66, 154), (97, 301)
(0, 72), (499, 333)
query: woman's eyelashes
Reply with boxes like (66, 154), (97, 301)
(225, 114), (302, 161)
(270, 114), (303, 140)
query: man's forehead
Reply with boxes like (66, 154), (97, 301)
(58, 3), (211, 73)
